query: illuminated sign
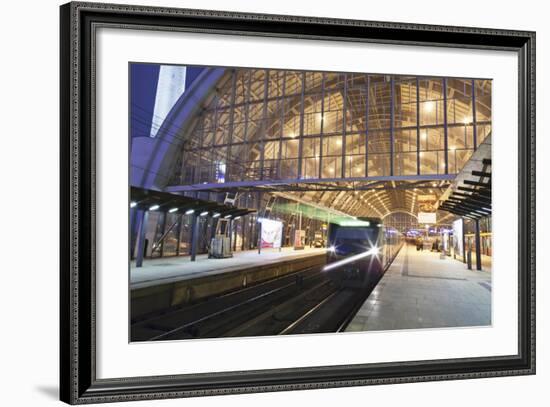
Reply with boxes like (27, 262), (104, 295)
(418, 212), (437, 224)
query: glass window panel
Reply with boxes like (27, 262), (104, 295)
(302, 157), (319, 179)
(419, 78), (443, 101)
(305, 72), (323, 92)
(465, 125), (475, 149)
(264, 141), (280, 160)
(419, 151), (438, 175)
(266, 118), (281, 140)
(250, 70), (266, 100)
(280, 158), (298, 178)
(321, 156), (341, 178)
(304, 112), (322, 135)
(325, 72), (345, 88)
(323, 110), (343, 134)
(394, 101), (417, 127)
(235, 70), (250, 103)
(368, 130), (390, 154)
(322, 136), (343, 157)
(394, 129), (416, 152)
(368, 79), (391, 130)
(247, 102), (264, 121)
(346, 133), (366, 155)
(345, 155), (365, 178)
(302, 137), (321, 158)
(419, 127), (444, 151)
(394, 152), (417, 176)
(368, 153), (391, 177)
(178, 214), (193, 256)
(268, 70), (285, 98)
(345, 87), (367, 132)
(284, 114), (301, 137)
(447, 96), (472, 125)
(448, 126), (467, 150)
(419, 99), (444, 126)
(284, 71), (302, 95)
(162, 213), (179, 257)
(282, 139), (299, 159)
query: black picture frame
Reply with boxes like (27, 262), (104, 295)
(60, 2), (536, 404)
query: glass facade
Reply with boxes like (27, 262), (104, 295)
(168, 69), (491, 187)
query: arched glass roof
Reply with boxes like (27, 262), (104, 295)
(142, 67), (491, 219)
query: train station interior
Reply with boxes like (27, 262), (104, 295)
(129, 64), (492, 340)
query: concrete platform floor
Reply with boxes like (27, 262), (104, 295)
(346, 244), (491, 332)
(130, 246), (326, 289)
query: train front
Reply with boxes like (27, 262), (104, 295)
(324, 218), (385, 289)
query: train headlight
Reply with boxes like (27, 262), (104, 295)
(328, 245), (336, 253)
(370, 246), (380, 256)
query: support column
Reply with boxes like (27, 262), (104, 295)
(190, 214), (200, 262)
(475, 218), (482, 271)
(135, 210), (149, 268)
(228, 219), (234, 253)
(462, 217), (466, 264)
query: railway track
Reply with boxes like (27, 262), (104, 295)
(131, 265), (329, 341)
(132, 245), (402, 341)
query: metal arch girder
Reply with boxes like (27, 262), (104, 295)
(165, 174), (456, 192)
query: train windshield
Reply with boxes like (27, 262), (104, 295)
(331, 226), (379, 254)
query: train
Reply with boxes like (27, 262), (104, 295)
(324, 217), (403, 289)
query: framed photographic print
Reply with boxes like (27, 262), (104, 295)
(60, 1), (536, 404)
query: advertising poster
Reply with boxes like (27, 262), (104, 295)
(258, 218), (283, 249)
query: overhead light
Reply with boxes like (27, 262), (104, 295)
(212, 213), (221, 218)
(185, 209), (195, 215)
(224, 214), (232, 219)
(168, 207), (178, 213)
(130, 201), (137, 208)
(149, 204), (159, 211)
(199, 211), (209, 217)
(234, 216), (241, 220)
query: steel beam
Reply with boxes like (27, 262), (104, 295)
(463, 180), (491, 188)
(166, 173), (456, 192)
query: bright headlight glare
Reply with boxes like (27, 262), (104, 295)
(328, 245), (336, 253)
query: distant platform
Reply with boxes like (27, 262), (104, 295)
(130, 246), (326, 289)
(346, 244), (492, 332)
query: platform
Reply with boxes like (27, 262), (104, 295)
(345, 244), (491, 332)
(130, 246), (326, 289)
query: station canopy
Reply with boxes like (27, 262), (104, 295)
(130, 186), (256, 218)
